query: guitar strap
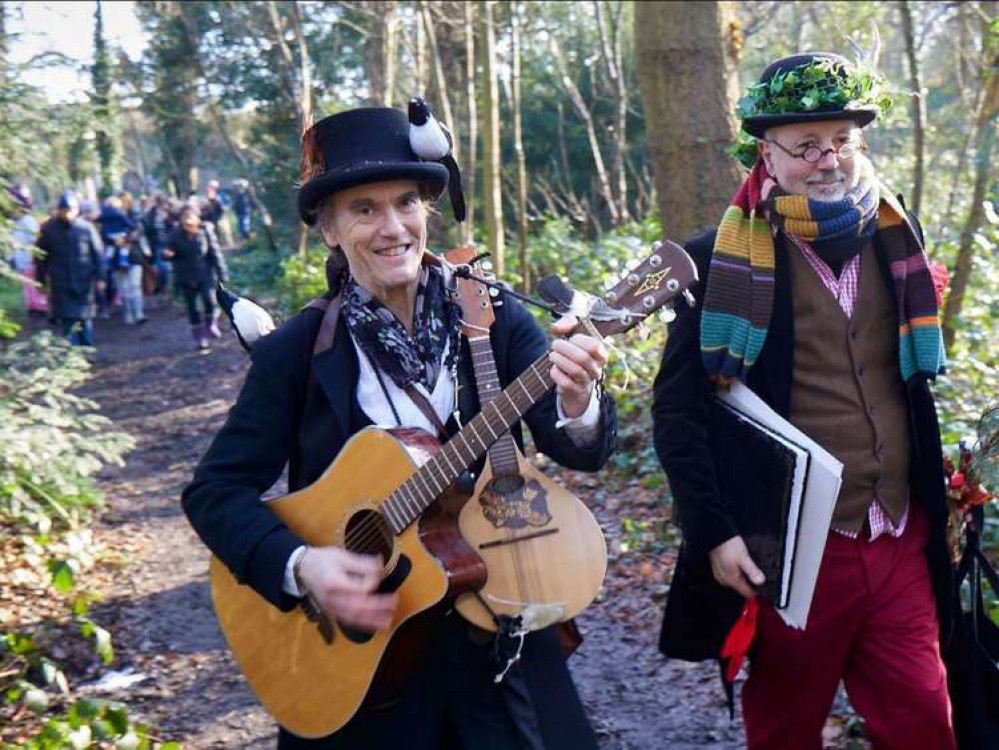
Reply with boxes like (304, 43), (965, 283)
(301, 263), (456, 440)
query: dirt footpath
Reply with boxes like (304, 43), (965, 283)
(74, 298), (754, 749)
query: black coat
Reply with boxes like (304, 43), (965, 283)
(166, 225), (227, 287)
(652, 226), (954, 661)
(181, 287), (617, 746)
(35, 217), (104, 320)
(184, 288), (617, 607)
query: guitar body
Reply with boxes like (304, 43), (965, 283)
(210, 426), (485, 738)
(455, 447), (607, 632)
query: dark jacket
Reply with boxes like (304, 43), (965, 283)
(181, 286), (616, 748)
(652, 224), (953, 661)
(201, 196), (225, 226)
(96, 204), (136, 242)
(142, 207), (173, 258)
(35, 217), (104, 320)
(167, 224), (227, 287)
(183, 287), (617, 610)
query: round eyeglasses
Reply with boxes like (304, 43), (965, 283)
(765, 138), (867, 164)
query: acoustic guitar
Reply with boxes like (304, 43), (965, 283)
(209, 240), (698, 738)
(446, 248), (607, 633)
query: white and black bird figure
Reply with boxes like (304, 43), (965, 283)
(215, 282), (276, 353)
(408, 97), (466, 222)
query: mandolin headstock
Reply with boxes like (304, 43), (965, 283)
(535, 239), (698, 339)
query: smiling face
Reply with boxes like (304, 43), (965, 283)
(318, 179), (428, 308)
(760, 120), (863, 202)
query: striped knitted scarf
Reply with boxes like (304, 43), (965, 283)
(700, 158), (945, 384)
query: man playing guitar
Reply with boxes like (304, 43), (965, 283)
(182, 104), (617, 749)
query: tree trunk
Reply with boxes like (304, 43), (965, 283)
(175, 3), (278, 252)
(419, 2), (456, 153)
(290, 0), (313, 256)
(266, 1), (314, 255)
(463, 2), (477, 247)
(0, 2), (8, 79)
(480, 1), (503, 270)
(549, 35), (620, 227)
(510, 1), (529, 291)
(899, 0), (925, 217)
(594, 1), (629, 223)
(634, 1), (742, 240)
(366, 1), (398, 106)
(208, 103), (279, 253)
(942, 47), (999, 352)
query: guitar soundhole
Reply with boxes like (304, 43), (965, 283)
(343, 509), (394, 562)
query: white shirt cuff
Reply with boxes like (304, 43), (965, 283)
(283, 545), (308, 597)
(555, 388), (602, 447)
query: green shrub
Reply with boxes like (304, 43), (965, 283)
(0, 332), (134, 533)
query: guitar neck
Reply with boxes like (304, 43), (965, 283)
(468, 336), (521, 476)
(380, 351), (552, 533)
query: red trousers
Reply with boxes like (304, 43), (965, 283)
(743, 506), (956, 750)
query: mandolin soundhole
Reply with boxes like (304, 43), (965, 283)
(342, 509), (394, 562)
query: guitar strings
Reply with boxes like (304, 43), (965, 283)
(340, 360), (550, 557)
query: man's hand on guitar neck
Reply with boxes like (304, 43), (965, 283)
(549, 315), (608, 419)
(295, 546), (398, 632)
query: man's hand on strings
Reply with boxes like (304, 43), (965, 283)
(549, 315), (608, 418)
(296, 546), (398, 631)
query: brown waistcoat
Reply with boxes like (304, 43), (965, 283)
(786, 240), (911, 532)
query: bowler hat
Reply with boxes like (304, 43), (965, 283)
(298, 108), (449, 225)
(740, 53), (880, 138)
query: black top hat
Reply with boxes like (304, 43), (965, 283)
(740, 53), (879, 138)
(298, 108), (449, 226)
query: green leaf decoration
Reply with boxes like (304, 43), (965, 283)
(106, 705), (130, 735)
(49, 559), (75, 593)
(730, 57), (895, 165)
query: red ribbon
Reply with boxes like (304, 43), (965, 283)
(720, 596), (759, 683)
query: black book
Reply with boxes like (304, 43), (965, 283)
(707, 398), (810, 608)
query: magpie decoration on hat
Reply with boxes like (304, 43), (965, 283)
(298, 105), (462, 226)
(739, 52), (880, 138)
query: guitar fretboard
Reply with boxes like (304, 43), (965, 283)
(380, 352), (552, 533)
(469, 336), (521, 476)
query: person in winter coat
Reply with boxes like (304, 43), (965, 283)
(164, 206), (228, 350)
(232, 179), (253, 240)
(181, 105), (617, 750)
(7, 186), (47, 315)
(99, 196), (148, 325)
(653, 53), (955, 750)
(35, 191), (104, 346)
(142, 194), (174, 295)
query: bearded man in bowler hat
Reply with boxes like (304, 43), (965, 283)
(653, 53), (956, 748)
(182, 104), (617, 748)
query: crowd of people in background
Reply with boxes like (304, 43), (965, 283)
(6, 178), (254, 351)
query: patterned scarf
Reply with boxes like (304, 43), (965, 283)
(700, 157), (945, 384)
(343, 262), (462, 391)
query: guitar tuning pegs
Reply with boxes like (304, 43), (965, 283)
(489, 287), (500, 298)
(683, 289), (696, 308)
(636, 320), (651, 341)
(660, 308), (677, 324)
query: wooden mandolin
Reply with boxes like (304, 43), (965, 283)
(446, 247), (607, 634)
(209, 240), (698, 738)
